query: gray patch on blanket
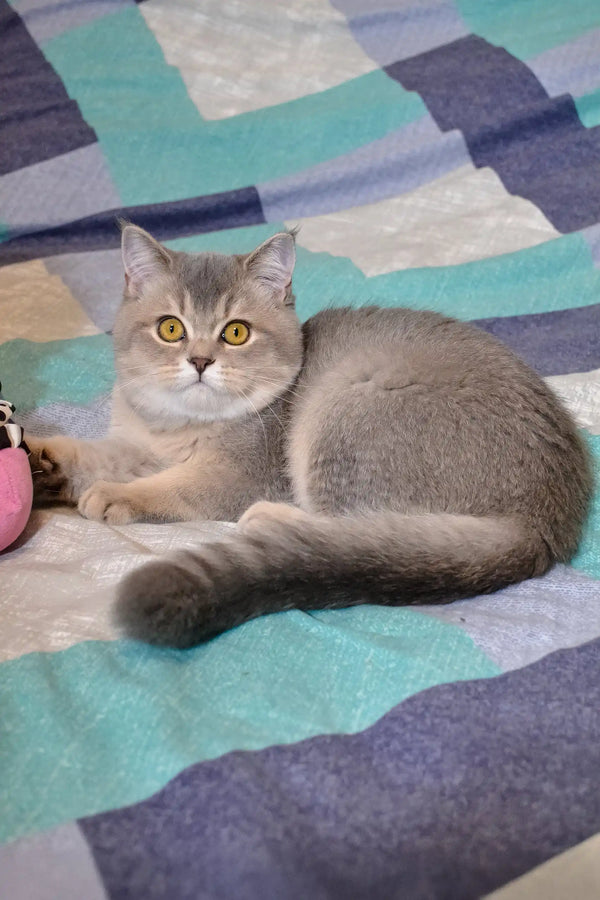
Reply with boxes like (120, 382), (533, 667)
(0, 145), (120, 237)
(19, 399), (110, 440)
(581, 222), (600, 268)
(45, 249), (124, 333)
(259, 116), (470, 221)
(15, 0), (132, 46)
(0, 822), (107, 900)
(331, 0), (469, 67)
(419, 564), (600, 671)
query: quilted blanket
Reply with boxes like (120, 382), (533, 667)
(1, 1), (600, 897)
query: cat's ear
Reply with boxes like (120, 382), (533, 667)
(121, 224), (172, 296)
(245, 232), (296, 304)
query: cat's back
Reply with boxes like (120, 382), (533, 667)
(293, 305), (591, 558)
(298, 305), (579, 444)
(301, 305), (534, 388)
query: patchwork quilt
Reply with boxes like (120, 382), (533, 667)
(1, 1), (600, 897)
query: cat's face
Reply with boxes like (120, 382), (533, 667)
(113, 227), (303, 426)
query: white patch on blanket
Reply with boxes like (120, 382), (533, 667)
(0, 508), (234, 662)
(289, 164), (559, 274)
(139, 0), (376, 119)
(546, 369), (600, 435)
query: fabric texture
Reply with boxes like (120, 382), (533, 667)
(1, 1), (600, 897)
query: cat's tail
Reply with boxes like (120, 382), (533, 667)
(115, 504), (553, 648)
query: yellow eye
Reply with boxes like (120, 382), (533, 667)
(157, 317), (185, 342)
(221, 321), (250, 346)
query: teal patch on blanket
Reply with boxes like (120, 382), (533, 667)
(167, 224), (289, 256)
(209, 69), (427, 192)
(575, 88), (600, 128)
(291, 232), (599, 321)
(43, 9), (424, 205)
(43, 8), (204, 206)
(0, 608), (499, 843)
(0, 336), (114, 414)
(456, 0), (600, 60)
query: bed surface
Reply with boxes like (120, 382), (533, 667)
(1, 1), (600, 897)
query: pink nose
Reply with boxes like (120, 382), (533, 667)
(189, 357), (214, 376)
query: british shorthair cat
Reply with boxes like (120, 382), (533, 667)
(29, 225), (592, 647)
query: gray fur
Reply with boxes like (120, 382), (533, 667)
(28, 226), (592, 647)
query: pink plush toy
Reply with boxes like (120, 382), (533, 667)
(0, 385), (33, 552)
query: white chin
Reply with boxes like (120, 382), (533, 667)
(186, 391), (253, 422)
(123, 381), (264, 425)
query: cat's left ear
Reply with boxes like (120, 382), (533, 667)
(121, 224), (172, 297)
(245, 232), (296, 305)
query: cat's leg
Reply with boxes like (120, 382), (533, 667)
(286, 353), (438, 516)
(28, 435), (152, 506)
(79, 458), (253, 525)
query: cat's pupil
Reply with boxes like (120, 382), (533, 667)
(233, 326), (239, 337)
(169, 323), (175, 333)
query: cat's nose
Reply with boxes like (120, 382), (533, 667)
(189, 357), (214, 377)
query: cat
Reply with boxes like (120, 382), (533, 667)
(29, 224), (592, 648)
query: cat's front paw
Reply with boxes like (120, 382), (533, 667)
(28, 435), (75, 505)
(78, 481), (140, 525)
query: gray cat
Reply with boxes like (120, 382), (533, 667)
(29, 225), (592, 647)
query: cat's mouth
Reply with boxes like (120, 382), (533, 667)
(178, 378), (215, 395)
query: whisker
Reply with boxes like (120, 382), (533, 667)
(114, 369), (172, 391)
(220, 368), (305, 398)
(117, 363), (165, 371)
(242, 377), (306, 403)
(94, 389), (115, 411)
(262, 401), (287, 432)
(236, 387), (269, 453)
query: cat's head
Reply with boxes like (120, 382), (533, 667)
(113, 225), (303, 426)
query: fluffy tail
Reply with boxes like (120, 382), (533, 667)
(115, 507), (552, 647)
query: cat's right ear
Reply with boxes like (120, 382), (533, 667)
(121, 224), (172, 297)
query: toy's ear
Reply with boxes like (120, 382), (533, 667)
(121, 224), (172, 296)
(245, 232), (296, 305)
